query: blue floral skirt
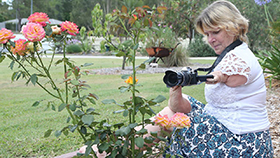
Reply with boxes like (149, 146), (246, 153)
(164, 96), (274, 158)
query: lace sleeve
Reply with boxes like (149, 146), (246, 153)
(216, 53), (250, 79)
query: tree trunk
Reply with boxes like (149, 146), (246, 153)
(122, 56), (126, 70)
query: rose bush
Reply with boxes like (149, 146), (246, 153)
(0, 6), (171, 158)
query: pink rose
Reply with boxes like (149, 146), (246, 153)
(60, 21), (79, 36)
(28, 12), (50, 27)
(21, 23), (46, 42)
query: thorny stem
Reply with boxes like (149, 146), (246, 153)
(61, 42), (86, 142)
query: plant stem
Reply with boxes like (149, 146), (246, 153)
(35, 51), (64, 103)
(7, 50), (60, 99)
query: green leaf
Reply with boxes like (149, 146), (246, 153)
(144, 136), (155, 144)
(0, 56), (5, 63)
(113, 109), (125, 114)
(122, 140), (128, 156)
(128, 123), (138, 129)
(62, 129), (68, 136)
(54, 130), (61, 137)
(70, 80), (80, 86)
(32, 101), (40, 107)
(44, 129), (52, 137)
(152, 95), (166, 103)
(82, 63), (93, 67)
(99, 142), (109, 152)
(30, 74), (38, 85)
(102, 99), (116, 104)
(123, 109), (129, 117)
(69, 125), (78, 132)
(55, 59), (63, 65)
(9, 60), (15, 70)
(74, 110), (84, 116)
(150, 131), (158, 137)
(133, 43), (139, 50)
(135, 137), (144, 148)
(136, 128), (147, 135)
(82, 114), (94, 125)
(116, 51), (126, 57)
(58, 103), (67, 112)
(45, 24), (52, 36)
(138, 63), (146, 69)
(66, 117), (71, 123)
(119, 86), (129, 93)
(88, 98), (96, 105)
(121, 74), (130, 79)
(69, 104), (76, 111)
(86, 107), (95, 113)
(81, 126), (87, 134)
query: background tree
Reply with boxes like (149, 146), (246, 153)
(0, 0), (11, 22)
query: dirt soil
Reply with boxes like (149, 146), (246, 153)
(265, 79), (280, 158)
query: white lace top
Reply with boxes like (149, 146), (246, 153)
(204, 42), (270, 134)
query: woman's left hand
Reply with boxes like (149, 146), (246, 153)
(206, 71), (229, 84)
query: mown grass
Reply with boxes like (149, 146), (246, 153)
(0, 56), (214, 157)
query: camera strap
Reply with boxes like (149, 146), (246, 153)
(196, 39), (242, 74)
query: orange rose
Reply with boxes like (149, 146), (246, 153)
(154, 113), (171, 129)
(170, 112), (191, 129)
(10, 39), (28, 56)
(0, 28), (15, 44)
(125, 76), (138, 84)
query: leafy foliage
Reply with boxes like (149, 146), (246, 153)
(257, 45), (280, 80)
(66, 44), (82, 53)
(187, 35), (216, 57)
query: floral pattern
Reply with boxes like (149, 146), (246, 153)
(164, 96), (274, 158)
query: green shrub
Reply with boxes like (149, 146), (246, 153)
(187, 35), (216, 57)
(256, 44), (280, 81)
(66, 44), (82, 53)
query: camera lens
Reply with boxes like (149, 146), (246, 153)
(163, 70), (182, 87)
(167, 73), (177, 85)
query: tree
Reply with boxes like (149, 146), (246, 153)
(0, 1), (11, 22)
(70, 0), (96, 30)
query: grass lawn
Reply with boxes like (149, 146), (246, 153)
(0, 56), (214, 157)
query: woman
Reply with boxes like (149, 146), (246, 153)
(158, 0), (274, 157)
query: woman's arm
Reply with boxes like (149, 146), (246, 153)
(168, 86), (192, 114)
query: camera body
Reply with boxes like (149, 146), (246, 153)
(163, 67), (213, 87)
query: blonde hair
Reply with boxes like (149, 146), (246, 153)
(195, 0), (249, 43)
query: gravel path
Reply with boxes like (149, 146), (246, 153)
(90, 63), (211, 75)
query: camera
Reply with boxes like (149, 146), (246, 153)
(163, 67), (214, 87)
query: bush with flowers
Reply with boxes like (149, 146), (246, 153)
(0, 5), (192, 158)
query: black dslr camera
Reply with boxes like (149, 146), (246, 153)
(163, 67), (214, 87)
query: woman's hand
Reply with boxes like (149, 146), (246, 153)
(206, 71), (247, 87)
(206, 71), (229, 84)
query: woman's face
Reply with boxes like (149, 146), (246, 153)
(204, 27), (235, 55)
